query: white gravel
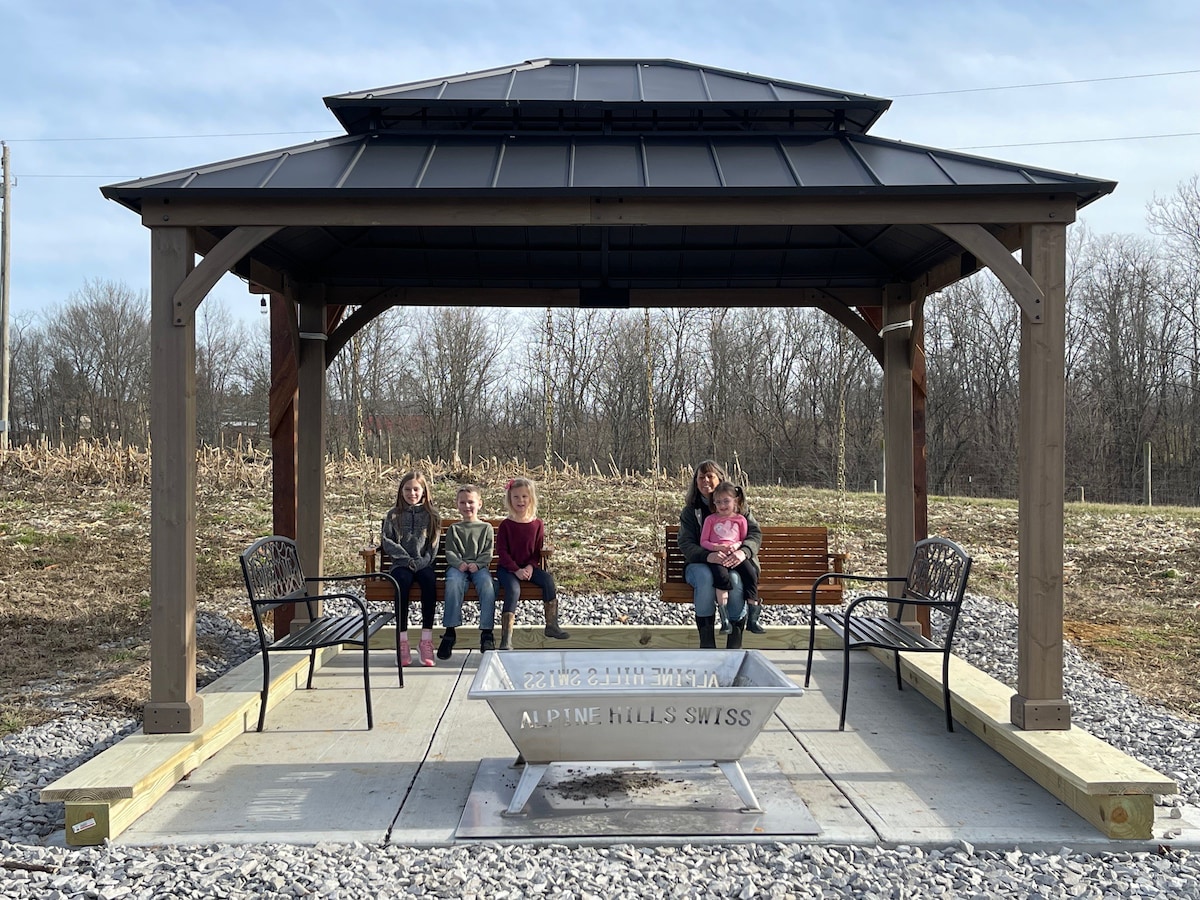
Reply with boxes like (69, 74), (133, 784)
(1, 592), (1197, 898)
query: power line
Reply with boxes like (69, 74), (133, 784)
(894, 68), (1200, 97)
(0, 130), (330, 144)
(955, 131), (1200, 151)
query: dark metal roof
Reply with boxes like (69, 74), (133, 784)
(323, 58), (892, 135)
(104, 131), (1111, 201)
(100, 58), (1117, 307)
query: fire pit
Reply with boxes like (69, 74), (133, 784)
(468, 649), (802, 815)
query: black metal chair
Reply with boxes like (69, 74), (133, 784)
(804, 536), (972, 732)
(240, 535), (400, 732)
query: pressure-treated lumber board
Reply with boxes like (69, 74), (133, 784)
(867, 647), (1176, 839)
(41, 649), (327, 845)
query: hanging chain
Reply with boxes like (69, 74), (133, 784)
(543, 306), (554, 476)
(645, 307), (662, 551)
(644, 307), (659, 474)
(835, 323), (849, 557)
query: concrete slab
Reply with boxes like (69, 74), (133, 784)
(105, 648), (1195, 851)
(789, 654), (1110, 848)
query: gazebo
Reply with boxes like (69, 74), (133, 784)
(101, 58), (1115, 738)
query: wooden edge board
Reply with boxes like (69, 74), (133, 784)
(42, 648), (337, 845)
(860, 646), (1175, 839)
(368, 623), (843, 651)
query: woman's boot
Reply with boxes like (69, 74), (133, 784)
(499, 612), (516, 650)
(725, 617), (745, 650)
(716, 602), (731, 635)
(696, 615), (717, 649)
(543, 600), (570, 639)
(746, 603), (766, 634)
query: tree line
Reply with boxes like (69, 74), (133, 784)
(9, 177), (1199, 507)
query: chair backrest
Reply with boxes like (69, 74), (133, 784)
(240, 535), (307, 610)
(904, 536), (972, 612)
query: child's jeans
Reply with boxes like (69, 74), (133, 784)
(496, 566), (555, 615)
(443, 567), (497, 630)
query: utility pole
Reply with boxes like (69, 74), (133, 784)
(0, 142), (11, 452)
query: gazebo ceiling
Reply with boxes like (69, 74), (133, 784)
(101, 58), (1116, 308)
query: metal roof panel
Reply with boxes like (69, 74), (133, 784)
(781, 137), (874, 187)
(571, 141), (645, 187)
(576, 63), (642, 101)
(341, 140), (428, 189)
(712, 141), (799, 187)
(644, 141), (722, 188)
(495, 142), (572, 188)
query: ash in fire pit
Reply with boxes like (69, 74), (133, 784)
(553, 767), (684, 801)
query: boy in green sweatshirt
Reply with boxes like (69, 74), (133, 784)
(438, 484), (499, 657)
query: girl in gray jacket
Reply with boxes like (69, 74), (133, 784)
(382, 470), (442, 666)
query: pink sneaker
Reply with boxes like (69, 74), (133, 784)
(419, 638), (435, 667)
(399, 635), (411, 667)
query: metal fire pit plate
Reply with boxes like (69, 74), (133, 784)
(456, 757), (821, 839)
(467, 649), (804, 816)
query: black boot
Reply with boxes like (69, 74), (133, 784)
(696, 616), (717, 649)
(725, 617), (745, 649)
(746, 603), (766, 634)
(437, 627), (456, 660)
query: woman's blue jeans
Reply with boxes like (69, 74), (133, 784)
(685, 562), (746, 621)
(443, 567), (497, 629)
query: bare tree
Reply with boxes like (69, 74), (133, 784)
(42, 279), (149, 445)
(410, 307), (510, 460)
(196, 298), (251, 446)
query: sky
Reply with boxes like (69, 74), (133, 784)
(2, 0), (1198, 326)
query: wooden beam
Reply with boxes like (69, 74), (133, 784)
(1012, 222), (1071, 730)
(146, 227), (202, 734)
(932, 224), (1047, 321)
(269, 291), (298, 639)
(295, 286), (327, 592)
(139, 194), (1080, 228)
(882, 285), (916, 602)
(171, 226), (282, 325)
(813, 296), (884, 364)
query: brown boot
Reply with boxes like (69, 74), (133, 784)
(543, 600), (570, 639)
(499, 612), (516, 650)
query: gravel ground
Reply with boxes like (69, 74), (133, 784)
(1, 592), (1197, 898)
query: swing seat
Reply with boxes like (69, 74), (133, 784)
(659, 525), (847, 606)
(360, 518), (551, 607)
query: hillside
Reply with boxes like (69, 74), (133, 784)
(1, 446), (1197, 732)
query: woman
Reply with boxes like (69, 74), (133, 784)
(678, 460), (762, 649)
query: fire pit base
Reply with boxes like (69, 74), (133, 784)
(455, 757), (822, 840)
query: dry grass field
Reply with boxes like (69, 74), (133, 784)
(1, 444), (1197, 734)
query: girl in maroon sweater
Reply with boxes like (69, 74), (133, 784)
(495, 477), (570, 649)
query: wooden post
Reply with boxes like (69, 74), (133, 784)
(881, 284), (916, 608)
(145, 227), (203, 734)
(910, 288), (931, 635)
(1011, 222), (1071, 730)
(268, 289), (298, 639)
(296, 286), (327, 599)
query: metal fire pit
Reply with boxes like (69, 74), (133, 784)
(468, 649), (802, 815)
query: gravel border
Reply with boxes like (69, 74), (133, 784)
(1, 591), (1197, 897)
